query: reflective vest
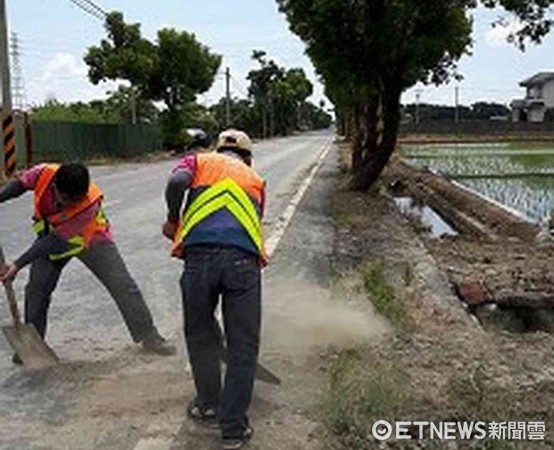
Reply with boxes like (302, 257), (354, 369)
(172, 153), (267, 264)
(33, 164), (109, 260)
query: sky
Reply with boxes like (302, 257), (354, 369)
(6, 0), (554, 110)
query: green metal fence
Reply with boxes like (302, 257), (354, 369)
(28, 121), (161, 163)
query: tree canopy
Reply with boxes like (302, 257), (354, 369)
(84, 11), (221, 144)
(29, 89), (158, 125)
(246, 50), (315, 137)
(210, 50), (330, 138)
(277, 0), (554, 189)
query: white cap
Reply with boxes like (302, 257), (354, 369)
(216, 129), (253, 153)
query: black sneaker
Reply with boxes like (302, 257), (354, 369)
(12, 353), (22, 365)
(141, 334), (176, 356)
(222, 426), (254, 450)
(187, 402), (219, 429)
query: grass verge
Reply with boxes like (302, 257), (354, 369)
(321, 345), (532, 450)
(360, 259), (412, 332)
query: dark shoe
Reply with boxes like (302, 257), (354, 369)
(187, 402), (219, 429)
(222, 426), (254, 450)
(12, 353), (22, 365)
(141, 334), (176, 356)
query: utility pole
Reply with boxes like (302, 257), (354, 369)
(10, 32), (25, 111)
(225, 67), (231, 127)
(415, 89), (422, 125)
(130, 87), (137, 125)
(0, 0), (15, 178)
(455, 85), (460, 124)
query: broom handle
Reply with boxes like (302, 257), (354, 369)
(0, 247), (22, 327)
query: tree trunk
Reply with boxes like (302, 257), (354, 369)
(351, 104), (363, 173)
(269, 95), (275, 137)
(262, 103), (268, 139)
(352, 86), (401, 190)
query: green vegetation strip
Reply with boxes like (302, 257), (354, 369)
(361, 259), (412, 331)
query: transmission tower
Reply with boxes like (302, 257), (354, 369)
(10, 32), (26, 111)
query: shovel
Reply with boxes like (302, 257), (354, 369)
(220, 346), (281, 386)
(213, 314), (280, 385)
(0, 246), (59, 370)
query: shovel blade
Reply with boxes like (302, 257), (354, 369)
(253, 361), (281, 385)
(220, 348), (281, 385)
(2, 324), (59, 370)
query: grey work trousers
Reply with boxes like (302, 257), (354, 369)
(24, 241), (158, 342)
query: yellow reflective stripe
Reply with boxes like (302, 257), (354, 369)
(180, 192), (263, 251)
(96, 207), (108, 227)
(183, 179), (234, 224)
(226, 181), (262, 234)
(184, 179), (261, 234)
(32, 220), (45, 234)
(49, 236), (85, 261)
(226, 198), (263, 250)
(179, 178), (263, 251)
(181, 194), (231, 238)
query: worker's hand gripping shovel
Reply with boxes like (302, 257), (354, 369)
(0, 246), (59, 370)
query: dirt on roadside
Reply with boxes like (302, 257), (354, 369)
(320, 143), (554, 450)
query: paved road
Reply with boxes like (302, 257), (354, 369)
(0, 131), (337, 449)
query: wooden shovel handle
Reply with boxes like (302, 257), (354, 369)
(0, 246), (22, 326)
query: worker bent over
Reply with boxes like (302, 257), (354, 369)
(163, 129), (266, 450)
(0, 163), (175, 362)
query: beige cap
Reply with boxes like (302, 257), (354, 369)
(216, 129), (253, 153)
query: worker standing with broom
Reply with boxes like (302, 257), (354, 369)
(0, 162), (175, 363)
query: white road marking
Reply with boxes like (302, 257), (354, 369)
(265, 141), (332, 258)
(132, 138), (332, 450)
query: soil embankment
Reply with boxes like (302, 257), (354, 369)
(384, 158), (553, 315)
(321, 142), (554, 450)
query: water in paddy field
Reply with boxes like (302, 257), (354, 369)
(399, 143), (554, 223)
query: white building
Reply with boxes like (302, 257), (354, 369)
(511, 72), (554, 122)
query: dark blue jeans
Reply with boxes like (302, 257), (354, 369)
(180, 245), (261, 438)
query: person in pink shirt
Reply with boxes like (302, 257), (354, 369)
(0, 162), (175, 364)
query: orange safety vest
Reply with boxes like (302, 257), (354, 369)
(172, 153), (268, 265)
(33, 164), (109, 260)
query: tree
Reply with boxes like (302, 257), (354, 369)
(284, 68), (313, 128)
(277, 0), (554, 189)
(247, 51), (284, 137)
(304, 101), (333, 130)
(471, 102), (510, 119)
(105, 85), (159, 124)
(211, 97), (262, 137)
(85, 11), (221, 144)
(247, 51), (314, 137)
(30, 98), (120, 124)
(29, 91), (159, 125)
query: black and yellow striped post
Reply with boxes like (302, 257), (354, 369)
(3, 111), (15, 177)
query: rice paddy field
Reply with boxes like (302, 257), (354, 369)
(399, 143), (554, 223)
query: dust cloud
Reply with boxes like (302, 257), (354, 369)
(262, 278), (389, 354)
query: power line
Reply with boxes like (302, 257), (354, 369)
(80, 0), (108, 16)
(67, 0), (106, 21)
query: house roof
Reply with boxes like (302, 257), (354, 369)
(519, 72), (554, 87)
